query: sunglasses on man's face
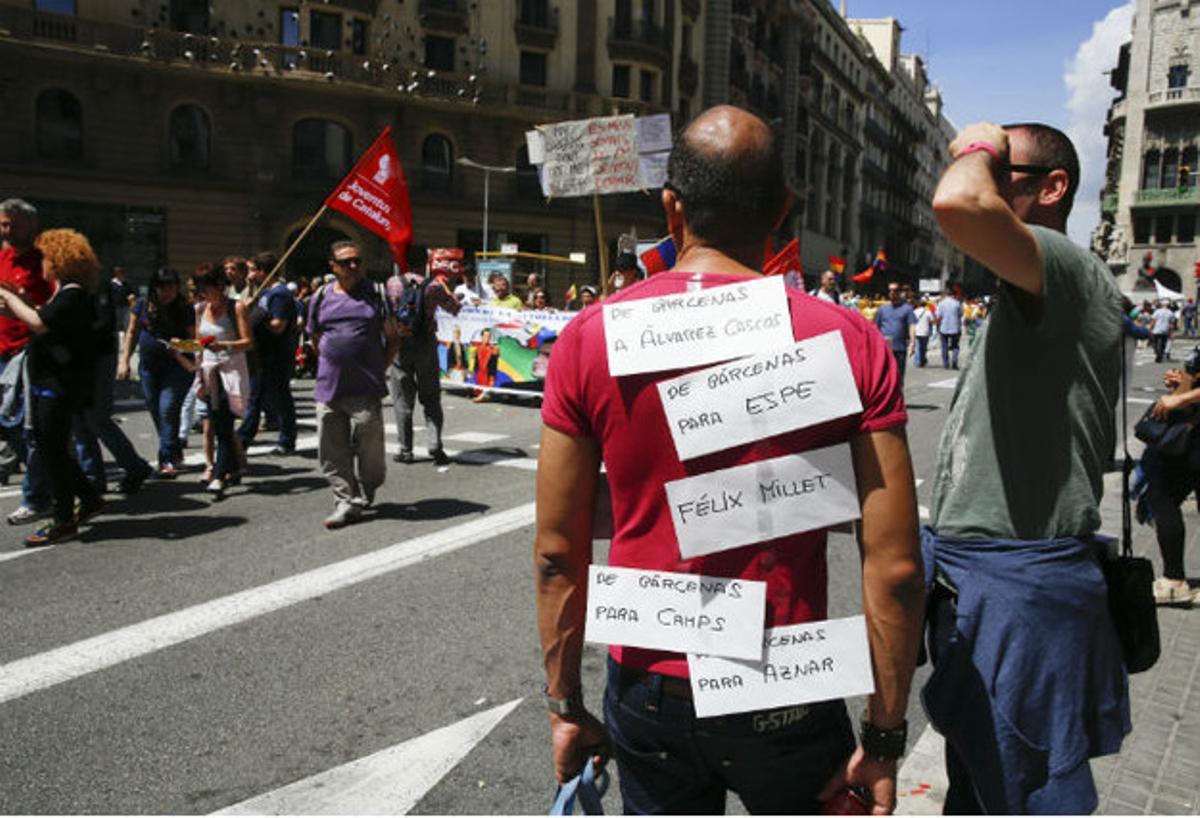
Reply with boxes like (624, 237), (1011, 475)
(333, 257), (362, 268)
(1007, 163), (1057, 176)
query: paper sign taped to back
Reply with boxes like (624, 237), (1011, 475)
(657, 331), (863, 460)
(603, 276), (792, 377)
(585, 565), (767, 661)
(687, 615), (876, 718)
(664, 444), (860, 559)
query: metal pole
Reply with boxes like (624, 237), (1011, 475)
(483, 169), (491, 254)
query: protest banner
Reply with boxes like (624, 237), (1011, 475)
(434, 305), (576, 395)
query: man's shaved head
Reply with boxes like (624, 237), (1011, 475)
(666, 105), (786, 248)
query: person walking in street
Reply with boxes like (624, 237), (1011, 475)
(534, 105), (924, 815)
(193, 264), (252, 499)
(1182, 297), (1196, 337)
(110, 265), (135, 351)
(72, 261), (155, 493)
(0, 229), (104, 546)
(912, 292), (934, 368)
(811, 269), (842, 305)
(936, 288), (963, 369)
(926, 121), (1130, 814)
(238, 252), (299, 455)
(1150, 299), (1175, 363)
(0, 198), (53, 523)
(386, 264), (459, 466)
(119, 267), (196, 478)
(874, 282), (916, 381)
(308, 241), (400, 529)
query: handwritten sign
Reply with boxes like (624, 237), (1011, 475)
(664, 444), (859, 559)
(687, 616), (876, 718)
(603, 276), (792, 377)
(526, 114), (672, 198)
(657, 331), (862, 460)
(585, 565), (767, 661)
(637, 113), (674, 153)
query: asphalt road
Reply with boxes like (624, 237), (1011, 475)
(0, 339), (1180, 814)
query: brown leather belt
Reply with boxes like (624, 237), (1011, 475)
(624, 666), (693, 699)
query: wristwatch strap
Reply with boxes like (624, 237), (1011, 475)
(542, 683), (584, 716)
(860, 713), (908, 761)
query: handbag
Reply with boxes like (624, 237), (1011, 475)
(1133, 405), (1192, 458)
(549, 759), (608, 816)
(1103, 341), (1161, 674)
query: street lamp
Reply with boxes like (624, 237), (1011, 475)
(456, 156), (516, 254)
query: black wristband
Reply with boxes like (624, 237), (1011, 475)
(860, 714), (907, 761)
(542, 683), (585, 717)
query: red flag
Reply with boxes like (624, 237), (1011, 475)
(828, 256), (846, 274)
(325, 126), (413, 265)
(851, 267), (874, 284)
(763, 239), (800, 277)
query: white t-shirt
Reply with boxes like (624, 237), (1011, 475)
(454, 282), (483, 306)
(1151, 307), (1174, 335)
(914, 306), (935, 337)
(811, 288), (840, 305)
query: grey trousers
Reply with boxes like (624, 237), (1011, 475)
(316, 394), (386, 506)
(387, 335), (444, 455)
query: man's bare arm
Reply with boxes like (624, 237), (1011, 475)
(534, 425), (608, 783)
(932, 123), (1043, 296)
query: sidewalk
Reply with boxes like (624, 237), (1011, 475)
(897, 466), (1200, 815)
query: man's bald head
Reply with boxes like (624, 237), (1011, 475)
(666, 106), (786, 249)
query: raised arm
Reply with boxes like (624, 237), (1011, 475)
(534, 425), (608, 784)
(932, 123), (1044, 296)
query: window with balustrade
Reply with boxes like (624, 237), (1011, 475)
(421, 134), (453, 192)
(311, 11), (342, 51)
(169, 105), (211, 170)
(1143, 150), (1161, 189)
(292, 119), (353, 181)
(36, 88), (83, 160)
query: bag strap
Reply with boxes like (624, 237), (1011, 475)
(549, 759), (608, 816)
(1120, 335), (1131, 555)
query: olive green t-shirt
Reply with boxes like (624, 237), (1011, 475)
(930, 226), (1122, 539)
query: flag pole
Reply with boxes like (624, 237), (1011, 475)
(593, 192), (611, 296)
(250, 204), (329, 301)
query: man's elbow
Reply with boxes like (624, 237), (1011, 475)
(874, 557), (925, 608)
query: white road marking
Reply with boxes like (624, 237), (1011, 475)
(895, 725), (948, 815)
(0, 503), (536, 705)
(0, 487), (21, 499)
(215, 698), (524, 815)
(1127, 397), (1153, 405)
(927, 378), (958, 390)
(443, 431), (510, 444)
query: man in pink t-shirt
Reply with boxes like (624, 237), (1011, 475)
(534, 107), (924, 814)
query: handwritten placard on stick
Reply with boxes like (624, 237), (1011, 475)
(664, 444), (860, 559)
(687, 616), (876, 718)
(585, 565), (767, 661)
(657, 331), (863, 460)
(603, 276), (793, 377)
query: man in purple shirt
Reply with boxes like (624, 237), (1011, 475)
(307, 241), (400, 529)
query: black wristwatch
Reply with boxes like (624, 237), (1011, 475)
(860, 713), (907, 761)
(542, 683), (585, 717)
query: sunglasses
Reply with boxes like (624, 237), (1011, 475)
(1007, 163), (1057, 176)
(332, 257), (362, 267)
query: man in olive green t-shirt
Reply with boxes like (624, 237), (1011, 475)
(923, 122), (1129, 815)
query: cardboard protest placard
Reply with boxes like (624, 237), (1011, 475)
(664, 444), (860, 559)
(585, 565), (767, 661)
(602, 276), (793, 377)
(657, 331), (863, 460)
(525, 114), (672, 198)
(687, 616), (876, 718)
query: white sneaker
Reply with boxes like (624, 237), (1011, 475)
(323, 502), (362, 530)
(206, 479), (225, 500)
(1153, 577), (1198, 606)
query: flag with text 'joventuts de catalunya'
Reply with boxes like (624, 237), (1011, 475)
(324, 126), (413, 264)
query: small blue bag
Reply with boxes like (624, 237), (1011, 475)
(549, 759), (608, 816)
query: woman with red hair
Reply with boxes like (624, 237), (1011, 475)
(0, 228), (104, 545)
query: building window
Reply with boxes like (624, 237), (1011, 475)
(1133, 216), (1151, 244)
(1163, 149), (1179, 189)
(1182, 146), (1198, 188)
(169, 0), (208, 34)
(35, 0), (75, 13)
(292, 119), (352, 181)
(36, 88), (83, 160)
(519, 0), (551, 28)
(1154, 215), (1174, 244)
(280, 8), (300, 46)
(310, 11), (342, 51)
(168, 104), (210, 170)
(421, 134), (453, 192)
(520, 51), (547, 86)
(1168, 64), (1189, 88)
(1179, 213), (1196, 244)
(612, 64), (631, 98)
(516, 145), (542, 200)
(1142, 150), (1160, 189)
(425, 36), (456, 71)
(351, 19), (368, 55)
(640, 69), (655, 102)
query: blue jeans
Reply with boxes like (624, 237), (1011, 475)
(238, 356), (296, 450)
(139, 361), (194, 466)
(603, 657), (855, 814)
(0, 352), (50, 508)
(941, 333), (961, 369)
(74, 352), (151, 485)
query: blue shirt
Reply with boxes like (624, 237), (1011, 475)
(873, 302), (915, 351)
(937, 297), (963, 334)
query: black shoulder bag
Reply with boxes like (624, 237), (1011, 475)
(1101, 338), (1160, 674)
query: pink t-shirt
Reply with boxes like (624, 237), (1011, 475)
(541, 271), (907, 678)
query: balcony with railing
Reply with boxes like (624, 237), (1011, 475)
(1133, 186), (1200, 207)
(419, 0), (468, 34)
(514, 4), (558, 49)
(607, 16), (671, 70)
(1146, 86), (1200, 109)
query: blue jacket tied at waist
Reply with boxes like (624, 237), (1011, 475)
(921, 527), (1131, 814)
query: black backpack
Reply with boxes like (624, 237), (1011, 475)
(396, 276), (427, 337)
